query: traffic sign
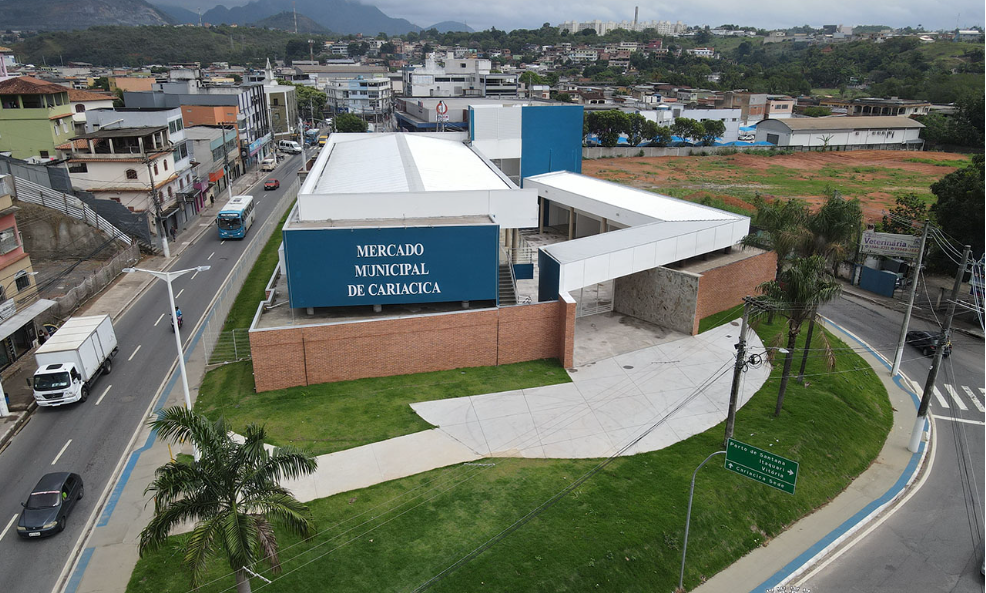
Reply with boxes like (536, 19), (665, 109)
(436, 100), (448, 115)
(724, 438), (799, 495)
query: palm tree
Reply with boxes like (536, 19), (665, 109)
(758, 255), (842, 417)
(139, 407), (317, 593)
(743, 194), (809, 322)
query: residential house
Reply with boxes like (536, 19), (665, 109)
(765, 95), (795, 119)
(818, 97), (931, 117)
(0, 76), (73, 160)
(716, 91), (767, 124)
(403, 54), (518, 98)
(67, 88), (116, 135)
(184, 125), (241, 208)
(59, 125), (186, 241)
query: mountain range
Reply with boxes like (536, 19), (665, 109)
(1, 0), (172, 30)
(162, 0), (472, 35)
(3, 0), (471, 35)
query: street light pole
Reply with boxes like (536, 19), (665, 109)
(123, 266), (210, 436)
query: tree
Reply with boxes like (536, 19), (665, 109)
(697, 119), (725, 145)
(802, 106), (832, 117)
(743, 195), (810, 283)
(671, 117), (703, 143)
(519, 71), (546, 86)
(289, 84), (327, 123)
(139, 407), (317, 593)
(647, 125), (673, 147)
(930, 154), (985, 263)
(335, 112), (368, 133)
(585, 110), (630, 147)
(881, 194), (928, 235)
(757, 256), (842, 416)
(626, 113), (650, 146)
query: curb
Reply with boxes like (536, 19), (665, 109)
(749, 317), (933, 592)
(0, 400), (37, 452)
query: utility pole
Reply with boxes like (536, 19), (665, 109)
(891, 220), (931, 376)
(221, 123), (234, 203)
(145, 155), (170, 258)
(723, 298), (751, 447)
(907, 245), (971, 453)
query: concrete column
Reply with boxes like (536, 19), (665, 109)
(601, 217), (608, 233)
(538, 198), (545, 234)
(568, 207), (575, 240)
(511, 227), (519, 263)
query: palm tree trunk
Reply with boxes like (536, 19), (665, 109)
(774, 329), (799, 417)
(768, 259), (784, 324)
(236, 569), (252, 593)
(797, 313), (817, 383)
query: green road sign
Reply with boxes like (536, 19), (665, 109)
(724, 438), (799, 495)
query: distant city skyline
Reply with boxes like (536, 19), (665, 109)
(160, 0), (985, 33)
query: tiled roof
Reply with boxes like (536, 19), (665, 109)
(0, 76), (70, 95)
(67, 88), (115, 102)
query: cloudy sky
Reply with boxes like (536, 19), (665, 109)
(186, 0), (985, 32)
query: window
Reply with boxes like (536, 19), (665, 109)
(154, 163), (159, 175)
(14, 271), (30, 291)
(0, 228), (19, 254)
(163, 160), (168, 171)
(168, 187), (173, 197)
(68, 163), (88, 174)
(75, 104), (86, 113)
(39, 151), (49, 158)
(126, 169), (138, 180)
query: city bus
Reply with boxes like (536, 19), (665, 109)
(217, 195), (256, 239)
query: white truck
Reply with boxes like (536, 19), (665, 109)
(31, 315), (118, 407)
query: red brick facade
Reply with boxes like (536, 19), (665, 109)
(251, 298), (577, 392)
(692, 250), (777, 334)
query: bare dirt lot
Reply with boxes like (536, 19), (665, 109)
(582, 150), (969, 222)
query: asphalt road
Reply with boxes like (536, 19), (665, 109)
(0, 154), (299, 593)
(803, 294), (985, 593)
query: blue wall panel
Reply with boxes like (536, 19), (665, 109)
(538, 250), (561, 303)
(520, 105), (584, 183)
(284, 225), (499, 309)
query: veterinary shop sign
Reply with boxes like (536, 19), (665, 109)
(860, 230), (922, 258)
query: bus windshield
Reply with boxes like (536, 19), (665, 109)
(217, 215), (242, 231)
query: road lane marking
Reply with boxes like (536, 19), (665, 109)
(95, 385), (112, 406)
(934, 416), (986, 426)
(0, 514), (17, 541)
(175, 288), (185, 299)
(961, 386), (985, 412)
(191, 270), (200, 280)
(221, 240), (226, 245)
(207, 251), (215, 260)
(52, 439), (72, 465)
(932, 386), (949, 408)
(154, 313), (165, 327)
(128, 345), (141, 361)
(945, 384), (968, 411)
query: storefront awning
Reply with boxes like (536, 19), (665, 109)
(0, 299), (57, 342)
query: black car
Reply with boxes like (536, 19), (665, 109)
(906, 330), (952, 357)
(17, 472), (84, 538)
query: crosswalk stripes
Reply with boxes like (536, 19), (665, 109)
(932, 386), (950, 409)
(944, 384), (968, 411)
(961, 385), (985, 413)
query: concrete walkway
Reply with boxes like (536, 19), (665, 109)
(275, 322), (768, 504)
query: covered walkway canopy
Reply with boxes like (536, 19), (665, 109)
(524, 172), (749, 298)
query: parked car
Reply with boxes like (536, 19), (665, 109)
(264, 178), (280, 191)
(906, 330), (951, 357)
(17, 472), (84, 538)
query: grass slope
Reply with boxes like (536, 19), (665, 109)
(130, 316), (892, 593)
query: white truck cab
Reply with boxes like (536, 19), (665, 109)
(32, 315), (118, 407)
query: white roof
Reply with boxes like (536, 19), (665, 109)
(313, 133), (510, 194)
(525, 171), (739, 223)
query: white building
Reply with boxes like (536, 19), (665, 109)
(558, 19), (686, 36)
(403, 54), (518, 98)
(324, 76), (392, 123)
(643, 106), (743, 141)
(67, 88), (115, 135)
(754, 116), (924, 149)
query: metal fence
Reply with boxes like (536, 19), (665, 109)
(199, 178), (298, 365)
(12, 178), (133, 246)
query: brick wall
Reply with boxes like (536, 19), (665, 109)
(250, 299), (576, 392)
(693, 250), (777, 334)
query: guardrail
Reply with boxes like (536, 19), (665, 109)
(13, 178), (132, 246)
(199, 178), (298, 365)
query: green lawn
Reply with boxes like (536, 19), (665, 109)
(130, 316), (892, 593)
(195, 358), (571, 455)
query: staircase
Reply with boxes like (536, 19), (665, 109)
(498, 263), (517, 306)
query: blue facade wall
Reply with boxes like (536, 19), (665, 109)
(520, 105), (584, 182)
(538, 250), (561, 303)
(284, 225), (500, 309)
